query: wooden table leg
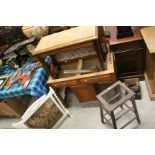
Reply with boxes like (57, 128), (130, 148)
(55, 89), (70, 108)
(37, 56), (54, 78)
(110, 111), (117, 129)
(64, 87), (70, 108)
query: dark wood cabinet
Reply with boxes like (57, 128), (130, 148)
(105, 26), (146, 80)
(114, 48), (144, 79)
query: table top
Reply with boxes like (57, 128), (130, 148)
(33, 26), (97, 55)
(0, 62), (49, 99)
(105, 26), (145, 45)
(141, 26), (155, 54)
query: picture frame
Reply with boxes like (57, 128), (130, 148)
(12, 87), (71, 129)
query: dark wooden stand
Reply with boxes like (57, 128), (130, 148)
(105, 26), (146, 80)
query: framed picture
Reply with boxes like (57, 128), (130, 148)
(13, 88), (70, 129)
(0, 76), (9, 89)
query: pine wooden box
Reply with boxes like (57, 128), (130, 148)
(0, 98), (27, 118)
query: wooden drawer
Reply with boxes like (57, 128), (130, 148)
(80, 74), (112, 84)
(50, 80), (78, 88)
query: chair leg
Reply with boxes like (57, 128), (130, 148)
(131, 98), (141, 124)
(110, 111), (117, 129)
(99, 104), (105, 124)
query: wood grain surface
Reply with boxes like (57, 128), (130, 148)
(33, 26), (97, 55)
(141, 26), (155, 54)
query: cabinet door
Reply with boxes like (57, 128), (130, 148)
(114, 48), (144, 79)
(71, 84), (97, 102)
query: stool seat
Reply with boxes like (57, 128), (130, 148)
(97, 81), (135, 112)
(96, 81), (141, 129)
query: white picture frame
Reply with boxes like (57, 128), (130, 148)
(12, 87), (70, 129)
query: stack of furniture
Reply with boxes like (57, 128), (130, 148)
(33, 26), (116, 103)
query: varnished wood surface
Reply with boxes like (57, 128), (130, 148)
(141, 27), (155, 100)
(144, 48), (155, 100)
(105, 26), (146, 45)
(33, 26), (97, 55)
(141, 27), (155, 54)
(71, 84), (97, 102)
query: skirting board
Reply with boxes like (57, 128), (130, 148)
(144, 72), (155, 101)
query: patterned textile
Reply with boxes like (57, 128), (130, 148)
(55, 45), (96, 62)
(0, 62), (49, 99)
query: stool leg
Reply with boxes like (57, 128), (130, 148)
(99, 104), (105, 124)
(131, 98), (141, 124)
(120, 104), (123, 109)
(111, 111), (117, 129)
